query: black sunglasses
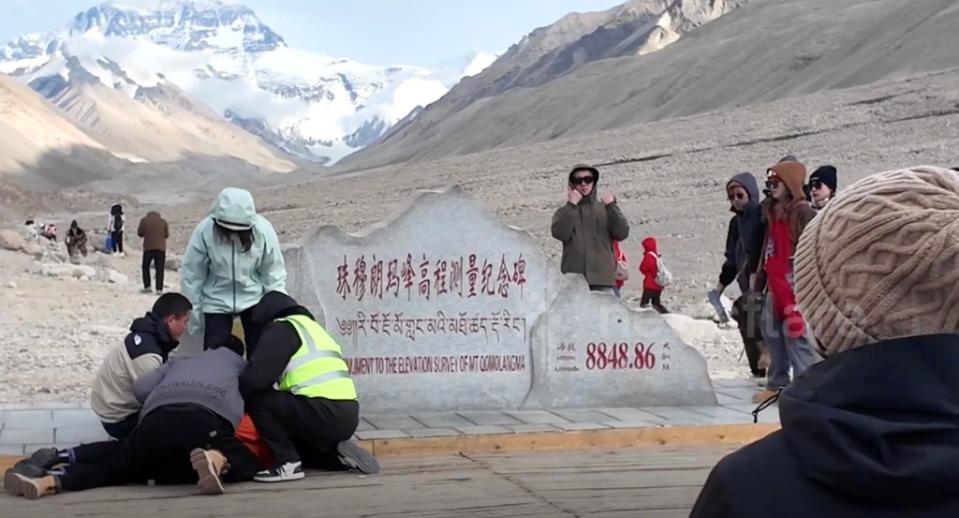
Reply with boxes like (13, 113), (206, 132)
(765, 179), (781, 190)
(727, 191), (748, 201)
(810, 180), (825, 189)
(571, 176), (595, 186)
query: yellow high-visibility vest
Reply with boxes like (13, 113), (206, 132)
(277, 314), (357, 400)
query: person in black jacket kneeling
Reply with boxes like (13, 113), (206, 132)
(241, 291), (379, 482)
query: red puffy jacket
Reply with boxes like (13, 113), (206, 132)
(639, 237), (663, 291)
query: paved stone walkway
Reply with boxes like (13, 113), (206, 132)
(1, 446), (737, 517)
(0, 380), (772, 455)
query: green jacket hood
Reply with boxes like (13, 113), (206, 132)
(211, 188), (257, 230)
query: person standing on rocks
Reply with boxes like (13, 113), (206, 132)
(90, 293), (192, 440)
(108, 204), (125, 256)
(240, 291), (379, 482)
(808, 165), (838, 210)
(751, 160), (819, 403)
(137, 211), (169, 294)
(5, 338), (261, 499)
(65, 220), (88, 260)
(181, 187), (287, 354)
(691, 166), (959, 518)
(709, 172), (767, 380)
(551, 164), (630, 294)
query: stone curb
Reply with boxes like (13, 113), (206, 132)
(0, 422), (778, 473)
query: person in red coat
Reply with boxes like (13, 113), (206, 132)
(638, 237), (669, 314)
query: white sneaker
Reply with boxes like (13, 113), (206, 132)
(253, 461), (304, 483)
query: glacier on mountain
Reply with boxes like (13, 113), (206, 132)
(0, 0), (495, 164)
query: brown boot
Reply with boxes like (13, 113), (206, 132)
(190, 448), (227, 495)
(752, 389), (779, 404)
(4, 471), (58, 500)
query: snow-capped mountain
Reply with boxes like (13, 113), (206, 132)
(0, 0), (492, 164)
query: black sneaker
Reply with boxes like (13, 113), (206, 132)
(337, 441), (380, 474)
(253, 461), (304, 483)
(11, 447), (59, 477)
(29, 448), (60, 469)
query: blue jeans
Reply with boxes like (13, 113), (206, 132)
(761, 294), (819, 390)
(101, 413), (139, 440)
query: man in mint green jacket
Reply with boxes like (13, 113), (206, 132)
(181, 187), (287, 354)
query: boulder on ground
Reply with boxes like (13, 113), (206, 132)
(38, 263), (96, 280)
(21, 242), (43, 257)
(103, 269), (128, 285)
(0, 229), (25, 251)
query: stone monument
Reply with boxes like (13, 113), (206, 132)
(284, 185), (716, 412)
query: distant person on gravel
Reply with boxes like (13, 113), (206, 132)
(90, 293), (192, 440)
(137, 211), (169, 294)
(807, 165), (838, 210)
(751, 160), (820, 403)
(709, 172), (767, 380)
(108, 204), (125, 256)
(240, 291), (379, 482)
(691, 166), (959, 518)
(65, 220), (88, 259)
(5, 338), (261, 499)
(551, 164), (630, 294)
(638, 237), (669, 314)
(181, 187), (286, 354)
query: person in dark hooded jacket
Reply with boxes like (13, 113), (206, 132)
(240, 291), (379, 482)
(709, 172), (766, 378)
(690, 166), (959, 518)
(551, 164), (630, 292)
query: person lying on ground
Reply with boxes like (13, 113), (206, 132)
(6, 338), (259, 499)
(240, 291), (379, 482)
(90, 292), (192, 440)
(691, 166), (959, 518)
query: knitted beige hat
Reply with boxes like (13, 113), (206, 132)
(794, 166), (959, 355)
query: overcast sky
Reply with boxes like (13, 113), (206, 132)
(0, 0), (622, 65)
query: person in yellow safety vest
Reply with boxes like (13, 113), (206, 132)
(239, 291), (379, 482)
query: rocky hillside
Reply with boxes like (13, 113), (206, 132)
(344, 0), (959, 169)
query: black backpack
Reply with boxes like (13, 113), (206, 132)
(111, 204), (123, 232)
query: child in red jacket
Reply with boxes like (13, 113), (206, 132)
(639, 237), (669, 314)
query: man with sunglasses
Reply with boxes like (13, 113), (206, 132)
(551, 164), (630, 294)
(808, 165), (838, 210)
(709, 172), (767, 380)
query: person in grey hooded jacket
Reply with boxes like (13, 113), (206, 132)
(181, 187), (287, 353)
(709, 172), (767, 378)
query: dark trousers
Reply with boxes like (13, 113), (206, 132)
(110, 231), (123, 254)
(204, 308), (264, 356)
(142, 250), (166, 290)
(59, 405), (259, 492)
(732, 294), (765, 376)
(246, 391), (358, 468)
(640, 289), (669, 314)
(101, 413), (139, 440)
